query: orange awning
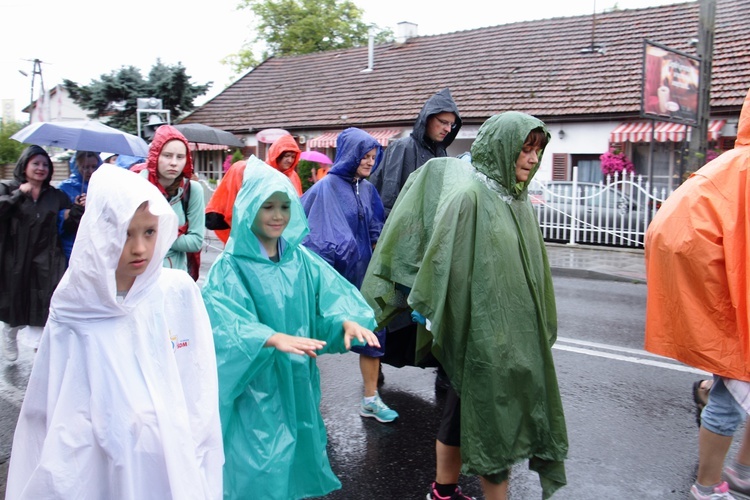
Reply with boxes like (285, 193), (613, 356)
(610, 120), (726, 143)
(307, 129), (401, 148)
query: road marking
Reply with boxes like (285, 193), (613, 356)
(554, 337), (711, 375)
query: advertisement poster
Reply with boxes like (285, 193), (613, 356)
(641, 40), (700, 125)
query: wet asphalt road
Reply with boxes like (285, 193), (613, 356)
(0, 273), (727, 499)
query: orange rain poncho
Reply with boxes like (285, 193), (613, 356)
(266, 134), (303, 196)
(645, 87), (750, 381)
(205, 160), (246, 244)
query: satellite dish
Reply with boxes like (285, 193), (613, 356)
(256, 128), (290, 143)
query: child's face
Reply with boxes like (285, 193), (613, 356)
(157, 140), (188, 183)
(355, 148), (377, 179)
(252, 192), (291, 245)
(115, 204), (158, 291)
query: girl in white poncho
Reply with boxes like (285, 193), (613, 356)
(6, 164), (224, 499)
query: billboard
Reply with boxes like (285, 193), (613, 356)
(641, 40), (700, 126)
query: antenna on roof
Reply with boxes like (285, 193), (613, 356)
(580, 0), (606, 55)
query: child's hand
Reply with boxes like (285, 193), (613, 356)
(342, 321), (380, 350)
(265, 333), (327, 358)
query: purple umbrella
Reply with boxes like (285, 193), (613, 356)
(299, 150), (333, 165)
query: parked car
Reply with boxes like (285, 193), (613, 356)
(529, 180), (659, 247)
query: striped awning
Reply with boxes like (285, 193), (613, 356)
(610, 119), (726, 143)
(307, 129), (401, 148)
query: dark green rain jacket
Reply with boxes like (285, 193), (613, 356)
(202, 156), (376, 499)
(361, 112), (568, 497)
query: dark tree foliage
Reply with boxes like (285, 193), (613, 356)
(64, 60), (211, 135)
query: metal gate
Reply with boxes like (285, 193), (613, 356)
(529, 168), (672, 248)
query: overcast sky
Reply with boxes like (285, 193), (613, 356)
(0, 0), (685, 121)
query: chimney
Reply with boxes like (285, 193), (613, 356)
(396, 21), (418, 44)
(362, 29), (374, 72)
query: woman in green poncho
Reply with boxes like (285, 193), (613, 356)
(201, 157), (380, 499)
(361, 112), (568, 499)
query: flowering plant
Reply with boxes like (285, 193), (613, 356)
(600, 149), (635, 176)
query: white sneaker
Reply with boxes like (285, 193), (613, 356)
(690, 481), (737, 500)
(3, 326), (19, 362)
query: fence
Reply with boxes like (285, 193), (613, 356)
(529, 167), (672, 248)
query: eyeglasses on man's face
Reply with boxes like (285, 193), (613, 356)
(435, 116), (457, 130)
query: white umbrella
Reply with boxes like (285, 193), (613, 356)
(11, 120), (149, 157)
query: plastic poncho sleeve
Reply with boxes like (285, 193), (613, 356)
(172, 180), (205, 253)
(303, 248), (378, 351)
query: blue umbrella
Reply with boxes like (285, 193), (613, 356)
(11, 120), (149, 157)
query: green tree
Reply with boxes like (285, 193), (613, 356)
(224, 0), (392, 75)
(63, 60), (211, 135)
(0, 120), (28, 165)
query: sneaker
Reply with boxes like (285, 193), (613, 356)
(724, 466), (750, 499)
(2, 327), (18, 362)
(359, 393), (398, 423)
(690, 481), (737, 499)
(426, 482), (476, 500)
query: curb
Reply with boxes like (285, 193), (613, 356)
(550, 266), (646, 284)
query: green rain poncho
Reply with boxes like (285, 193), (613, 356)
(361, 112), (568, 497)
(201, 157), (376, 500)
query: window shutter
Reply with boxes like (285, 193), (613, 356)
(552, 153), (569, 180)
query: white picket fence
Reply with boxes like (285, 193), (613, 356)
(529, 167), (672, 248)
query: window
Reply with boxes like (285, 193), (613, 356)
(571, 154), (603, 183)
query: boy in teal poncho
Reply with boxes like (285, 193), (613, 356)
(202, 157), (380, 499)
(361, 112), (568, 499)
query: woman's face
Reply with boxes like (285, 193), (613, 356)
(515, 143), (541, 183)
(157, 140), (188, 183)
(277, 151), (296, 172)
(355, 148), (377, 179)
(25, 154), (50, 184)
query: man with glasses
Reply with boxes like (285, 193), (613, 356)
(369, 89), (462, 390)
(371, 88), (462, 217)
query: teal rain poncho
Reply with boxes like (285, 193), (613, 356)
(201, 156), (376, 500)
(361, 112), (568, 497)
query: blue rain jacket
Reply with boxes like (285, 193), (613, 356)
(57, 155), (102, 261)
(301, 128), (384, 288)
(201, 156), (376, 500)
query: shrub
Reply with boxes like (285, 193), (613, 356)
(600, 149), (635, 177)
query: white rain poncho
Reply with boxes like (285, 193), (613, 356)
(6, 164), (224, 500)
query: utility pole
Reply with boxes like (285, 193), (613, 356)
(689, 0), (716, 170)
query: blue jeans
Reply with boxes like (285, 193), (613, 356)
(702, 375), (746, 436)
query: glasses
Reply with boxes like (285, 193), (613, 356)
(434, 116), (457, 130)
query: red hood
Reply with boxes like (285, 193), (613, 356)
(146, 125), (194, 180)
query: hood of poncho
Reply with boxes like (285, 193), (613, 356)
(226, 155), (308, 259)
(50, 164), (177, 322)
(146, 125), (194, 180)
(470, 111), (549, 198)
(266, 134), (301, 174)
(412, 88), (463, 151)
(328, 127), (383, 180)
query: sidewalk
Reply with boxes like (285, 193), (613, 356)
(199, 233), (646, 285)
(546, 242), (646, 284)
